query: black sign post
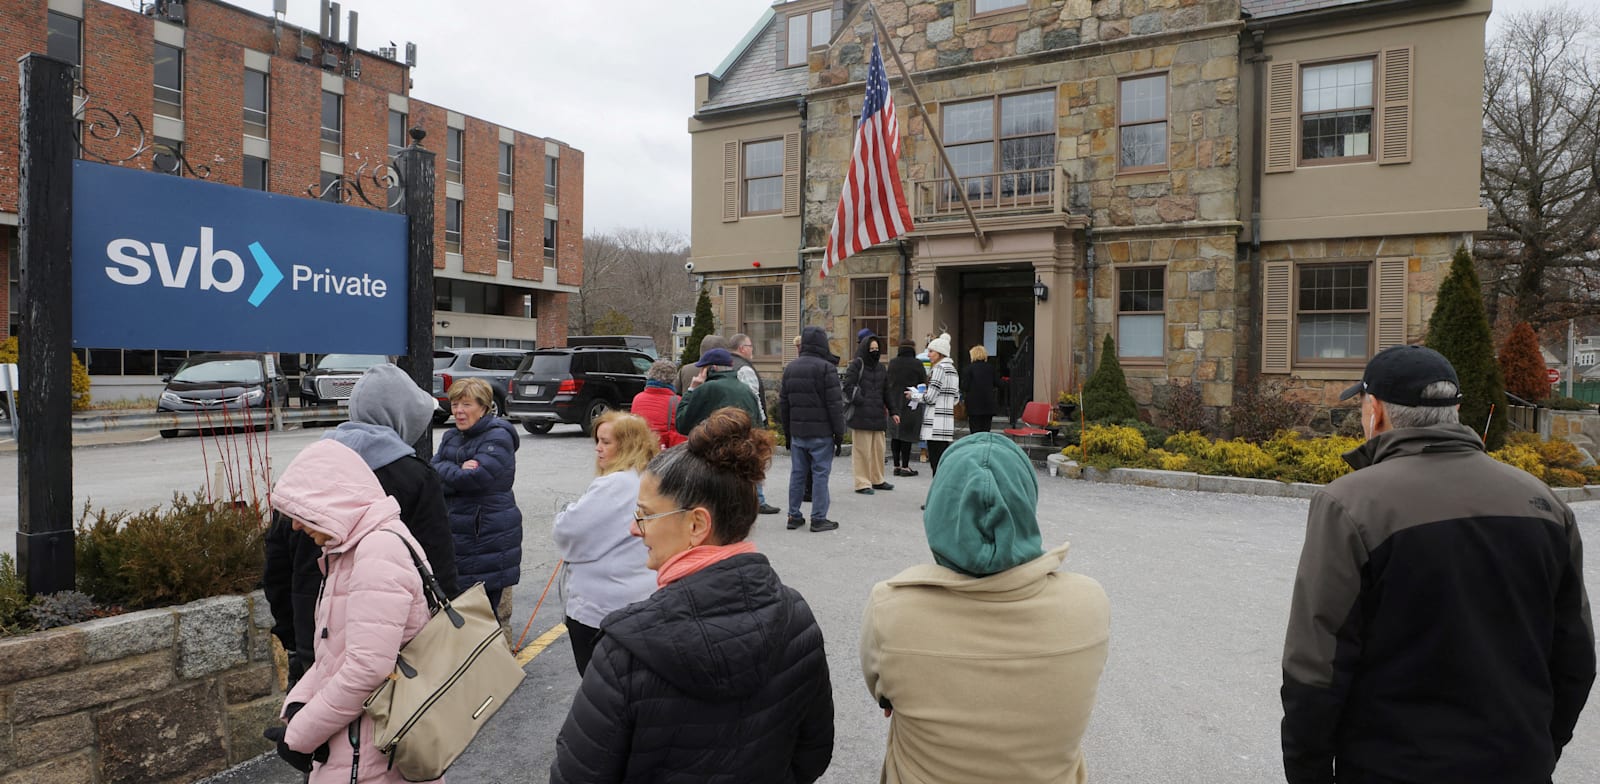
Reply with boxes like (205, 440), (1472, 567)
(394, 129), (437, 460)
(16, 54), (77, 596)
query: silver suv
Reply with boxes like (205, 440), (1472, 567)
(431, 348), (533, 423)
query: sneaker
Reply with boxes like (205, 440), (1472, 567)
(786, 515), (805, 530)
(809, 518), (839, 532)
(872, 482), (894, 491)
(902, 468), (919, 477)
(758, 504), (781, 515)
(892, 467), (908, 477)
(855, 487), (875, 495)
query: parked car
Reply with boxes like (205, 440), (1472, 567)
(299, 353), (390, 409)
(566, 335), (660, 359)
(506, 346), (653, 435)
(431, 347), (534, 423)
(157, 352), (290, 438)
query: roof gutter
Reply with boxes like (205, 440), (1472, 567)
(1243, 0), (1458, 32)
(693, 94), (808, 122)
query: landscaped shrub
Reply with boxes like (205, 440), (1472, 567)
(1145, 448), (1193, 472)
(1490, 442), (1545, 480)
(1539, 396), (1591, 411)
(76, 492), (266, 609)
(1115, 418), (1170, 452)
(1202, 439), (1278, 479)
(0, 336), (93, 411)
(1078, 423), (1148, 463)
(1082, 335), (1139, 422)
(1536, 437), (1586, 472)
(1546, 467), (1587, 487)
(1154, 381), (1212, 435)
(25, 591), (99, 631)
(1426, 246), (1508, 449)
(1499, 322), (1550, 403)
(1164, 431), (1212, 458)
(1225, 378), (1310, 443)
(1265, 431), (1362, 484)
(0, 554), (28, 633)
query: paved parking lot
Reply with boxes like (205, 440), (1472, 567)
(4, 425), (1596, 782)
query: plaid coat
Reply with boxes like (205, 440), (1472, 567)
(917, 358), (960, 443)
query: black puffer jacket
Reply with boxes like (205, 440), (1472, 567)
(886, 345), (928, 440)
(959, 358), (1002, 417)
(550, 553), (834, 783)
(778, 326), (846, 441)
(843, 334), (895, 431)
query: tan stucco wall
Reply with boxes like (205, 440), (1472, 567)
(688, 110), (805, 273)
(1243, 0), (1491, 242)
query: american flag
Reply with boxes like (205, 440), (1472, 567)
(821, 34), (913, 277)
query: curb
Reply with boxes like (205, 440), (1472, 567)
(1045, 453), (1600, 503)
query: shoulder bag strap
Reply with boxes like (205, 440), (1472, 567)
(668, 394), (680, 433)
(384, 529), (462, 627)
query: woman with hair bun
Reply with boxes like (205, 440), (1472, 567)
(550, 407), (835, 784)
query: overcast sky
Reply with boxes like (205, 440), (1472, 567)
(183, 0), (1564, 237)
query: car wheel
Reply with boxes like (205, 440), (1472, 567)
(580, 400), (609, 436)
(159, 429), (178, 439)
(491, 394), (505, 419)
(523, 421), (553, 435)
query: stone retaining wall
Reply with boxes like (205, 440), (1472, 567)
(0, 591), (283, 784)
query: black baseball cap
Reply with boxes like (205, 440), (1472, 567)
(1339, 345), (1463, 407)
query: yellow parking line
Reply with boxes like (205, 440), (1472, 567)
(514, 622), (568, 667)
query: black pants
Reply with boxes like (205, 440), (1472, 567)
(927, 440), (951, 475)
(968, 414), (994, 434)
(891, 438), (915, 468)
(565, 616), (601, 676)
(486, 587), (505, 622)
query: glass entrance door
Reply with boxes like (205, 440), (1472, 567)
(958, 270), (1035, 424)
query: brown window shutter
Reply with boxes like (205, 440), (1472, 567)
(1262, 260), (1293, 373)
(782, 131), (803, 217)
(722, 140), (740, 222)
(782, 282), (801, 362)
(1265, 61), (1298, 174)
(1375, 257), (1409, 351)
(1378, 46), (1413, 165)
(723, 285), (740, 338)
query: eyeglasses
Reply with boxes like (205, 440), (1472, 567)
(633, 507), (688, 532)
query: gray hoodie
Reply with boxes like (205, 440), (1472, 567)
(323, 363), (438, 469)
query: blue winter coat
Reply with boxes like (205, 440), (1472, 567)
(432, 416), (523, 591)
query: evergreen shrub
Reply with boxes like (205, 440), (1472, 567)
(1082, 335), (1139, 422)
(1498, 322), (1549, 403)
(1426, 246), (1508, 449)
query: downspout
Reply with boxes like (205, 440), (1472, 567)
(897, 239), (910, 342)
(1083, 239), (1097, 379)
(795, 96), (810, 326)
(1245, 29), (1267, 385)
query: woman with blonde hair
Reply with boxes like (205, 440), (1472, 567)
(552, 410), (660, 674)
(433, 376), (521, 618)
(959, 344), (1002, 434)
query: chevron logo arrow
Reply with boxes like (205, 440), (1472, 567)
(246, 241), (283, 307)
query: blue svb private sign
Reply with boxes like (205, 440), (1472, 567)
(71, 160), (408, 355)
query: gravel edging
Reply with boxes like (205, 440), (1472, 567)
(1045, 452), (1600, 503)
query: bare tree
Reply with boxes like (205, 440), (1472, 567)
(1481, 4), (1600, 328)
(569, 229), (696, 348)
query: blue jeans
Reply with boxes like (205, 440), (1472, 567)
(788, 437), (833, 521)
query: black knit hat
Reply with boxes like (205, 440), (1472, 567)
(1338, 345), (1463, 407)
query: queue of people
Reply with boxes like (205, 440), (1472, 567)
(258, 341), (1592, 784)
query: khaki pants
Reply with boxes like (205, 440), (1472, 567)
(852, 429), (886, 489)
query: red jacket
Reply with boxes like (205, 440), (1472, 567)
(631, 386), (687, 448)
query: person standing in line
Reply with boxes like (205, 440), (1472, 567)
(886, 340), (927, 477)
(549, 409), (834, 783)
(630, 359), (687, 449)
(730, 333), (781, 514)
(1281, 345), (1595, 784)
(861, 433), (1109, 784)
(553, 411), (659, 676)
(959, 345), (1002, 434)
(843, 333), (897, 495)
(679, 334), (728, 395)
(675, 348), (761, 435)
(264, 440), (437, 783)
(779, 326), (846, 532)
(432, 377), (522, 621)
(909, 333), (960, 478)
(264, 363), (457, 691)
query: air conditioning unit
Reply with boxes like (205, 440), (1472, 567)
(296, 45), (314, 62)
(321, 53), (340, 70)
(378, 46), (396, 60)
(347, 57), (361, 79)
(163, 3), (186, 23)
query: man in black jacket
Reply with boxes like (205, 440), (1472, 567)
(262, 363), (458, 685)
(1281, 346), (1595, 784)
(778, 326), (846, 532)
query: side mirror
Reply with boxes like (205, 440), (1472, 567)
(160, 374), (172, 383)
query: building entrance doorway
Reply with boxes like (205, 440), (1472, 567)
(958, 270), (1035, 425)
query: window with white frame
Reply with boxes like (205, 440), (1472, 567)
(243, 69), (268, 139)
(445, 197), (462, 253)
(154, 43), (183, 118)
(785, 8), (832, 67)
(1300, 59), (1374, 162)
(1119, 73), (1168, 171)
(447, 128), (463, 184)
(320, 91), (342, 156)
(742, 139), (784, 215)
(1296, 262), (1370, 363)
(1117, 267), (1165, 359)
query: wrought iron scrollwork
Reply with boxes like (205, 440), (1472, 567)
(307, 151), (405, 209)
(71, 87), (213, 179)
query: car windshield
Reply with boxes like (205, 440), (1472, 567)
(173, 359), (263, 383)
(316, 353), (386, 372)
(525, 354), (571, 376)
(433, 352), (456, 371)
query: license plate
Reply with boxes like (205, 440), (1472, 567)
(526, 385), (542, 397)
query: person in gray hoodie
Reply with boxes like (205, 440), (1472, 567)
(263, 363), (458, 685)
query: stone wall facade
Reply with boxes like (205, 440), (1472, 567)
(0, 591), (283, 784)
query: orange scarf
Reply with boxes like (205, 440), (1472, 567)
(655, 541), (758, 588)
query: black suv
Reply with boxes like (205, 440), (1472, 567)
(506, 347), (653, 435)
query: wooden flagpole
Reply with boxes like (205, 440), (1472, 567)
(866, 1), (987, 248)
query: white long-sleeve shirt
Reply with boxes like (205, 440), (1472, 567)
(552, 469), (656, 627)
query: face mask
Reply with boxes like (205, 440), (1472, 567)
(868, 350), (881, 358)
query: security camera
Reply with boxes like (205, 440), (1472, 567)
(684, 260), (695, 272)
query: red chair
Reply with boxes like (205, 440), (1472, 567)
(1003, 401), (1057, 444)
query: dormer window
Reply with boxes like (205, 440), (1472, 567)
(785, 8), (832, 68)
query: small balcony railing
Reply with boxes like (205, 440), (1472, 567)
(910, 165), (1070, 220)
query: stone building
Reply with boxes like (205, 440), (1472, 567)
(690, 0), (1487, 425)
(0, 0), (585, 401)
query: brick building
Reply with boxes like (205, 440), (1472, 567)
(690, 0), (1489, 429)
(0, 0), (585, 400)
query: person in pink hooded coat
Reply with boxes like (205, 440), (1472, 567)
(268, 439), (438, 783)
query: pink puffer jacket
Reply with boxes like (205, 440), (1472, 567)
(271, 440), (438, 784)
